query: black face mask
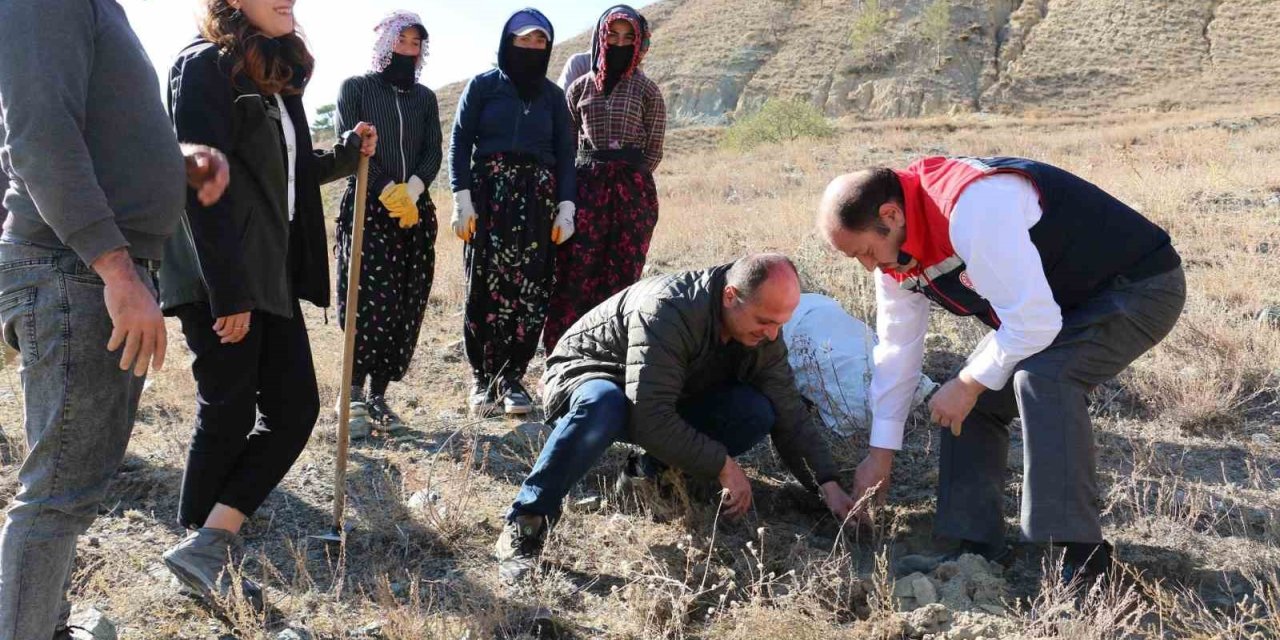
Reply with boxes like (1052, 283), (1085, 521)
(381, 53), (417, 89)
(503, 45), (550, 101)
(603, 44), (635, 94)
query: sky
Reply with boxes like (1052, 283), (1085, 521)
(119, 0), (656, 122)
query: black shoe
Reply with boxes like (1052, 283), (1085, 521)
(941, 539), (1012, 566)
(501, 378), (533, 416)
(495, 514), (547, 584)
(1061, 541), (1114, 590)
(366, 394), (408, 433)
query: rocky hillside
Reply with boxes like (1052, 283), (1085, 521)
(439, 0), (1280, 125)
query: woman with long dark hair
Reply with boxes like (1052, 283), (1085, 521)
(157, 0), (376, 607)
(542, 5), (665, 352)
(449, 8), (576, 416)
(334, 11), (442, 437)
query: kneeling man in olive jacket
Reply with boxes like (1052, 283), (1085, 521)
(495, 253), (857, 582)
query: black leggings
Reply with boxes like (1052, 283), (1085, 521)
(174, 300), (319, 528)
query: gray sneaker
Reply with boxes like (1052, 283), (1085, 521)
(495, 514), (546, 584)
(347, 402), (373, 440)
(335, 385), (366, 415)
(162, 528), (264, 612)
(470, 379), (499, 417)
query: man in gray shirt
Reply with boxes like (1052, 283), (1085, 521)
(0, 1), (228, 637)
(556, 51), (593, 89)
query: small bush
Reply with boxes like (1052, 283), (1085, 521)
(722, 100), (835, 151)
(850, 0), (894, 55)
(920, 0), (952, 58)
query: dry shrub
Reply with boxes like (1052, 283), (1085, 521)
(1140, 568), (1280, 639)
(1013, 558), (1153, 639)
(1128, 318), (1279, 434)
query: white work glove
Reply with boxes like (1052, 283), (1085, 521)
(551, 200), (576, 244)
(407, 175), (426, 203)
(451, 189), (477, 242)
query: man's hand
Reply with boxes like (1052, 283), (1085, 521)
(819, 480), (857, 523)
(213, 311), (252, 345)
(93, 249), (165, 377)
(181, 144), (230, 206)
(852, 447), (894, 522)
(929, 373), (987, 436)
(717, 457), (753, 519)
(353, 122), (378, 157)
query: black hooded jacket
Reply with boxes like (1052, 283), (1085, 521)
(159, 40), (362, 319)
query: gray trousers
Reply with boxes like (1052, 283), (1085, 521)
(936, 266), (1186, 548)
(0, 241), (152, 639)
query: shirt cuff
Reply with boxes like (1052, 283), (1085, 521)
(961, 345), (1015, 391)
(869, 417), (906, 451)
(64, 218), (129, 269)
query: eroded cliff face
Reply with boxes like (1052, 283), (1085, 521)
(437, 0), (1280, 127)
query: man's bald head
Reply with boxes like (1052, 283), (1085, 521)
(725, 253), (800, 303)
(722, 253), (801, 347)
(817, 167), (904, 235)
(817, 168), (912, 273)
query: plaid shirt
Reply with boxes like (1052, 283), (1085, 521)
(566, 72), (666, 173)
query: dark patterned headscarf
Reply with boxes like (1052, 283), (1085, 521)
(590, 5), (651, 92)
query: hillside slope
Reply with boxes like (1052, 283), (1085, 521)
(437, 0), (1280, 124)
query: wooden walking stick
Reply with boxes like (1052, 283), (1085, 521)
(313, 154), (369, 543)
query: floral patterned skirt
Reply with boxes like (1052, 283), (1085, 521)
(336, 181), (437, 385)
(463, 153), (557, 383)
(542, 160), (658, 353)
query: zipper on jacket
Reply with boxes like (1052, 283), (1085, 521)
(394, 91), (408, 182)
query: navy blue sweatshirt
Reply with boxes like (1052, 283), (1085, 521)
(448, 10), (576, 203)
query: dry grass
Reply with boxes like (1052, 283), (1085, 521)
(2, 103), (1279, 638)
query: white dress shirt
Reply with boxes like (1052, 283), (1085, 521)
(868, 173), (1064, 450)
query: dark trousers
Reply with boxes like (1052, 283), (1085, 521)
(936, 267), (1186, 548)
(509, 379), (775, 520)
(174, 300), (320, 528)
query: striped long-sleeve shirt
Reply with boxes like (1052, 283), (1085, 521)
(336, 73), (443, 193)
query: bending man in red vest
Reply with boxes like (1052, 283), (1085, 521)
(818, 157), (1185, 587)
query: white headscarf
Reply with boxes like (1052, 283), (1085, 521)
(370, 11), (429, 81)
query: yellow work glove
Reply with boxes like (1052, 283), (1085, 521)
(379, 183), (419, 229)
(452, 190), (477, 242)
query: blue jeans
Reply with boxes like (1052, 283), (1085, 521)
(509, 379), (776, 520)
(0, 242), (155, 639)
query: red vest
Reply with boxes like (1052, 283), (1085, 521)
(885, 156), (1178, 329)
(888, 157), (1022, 327)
